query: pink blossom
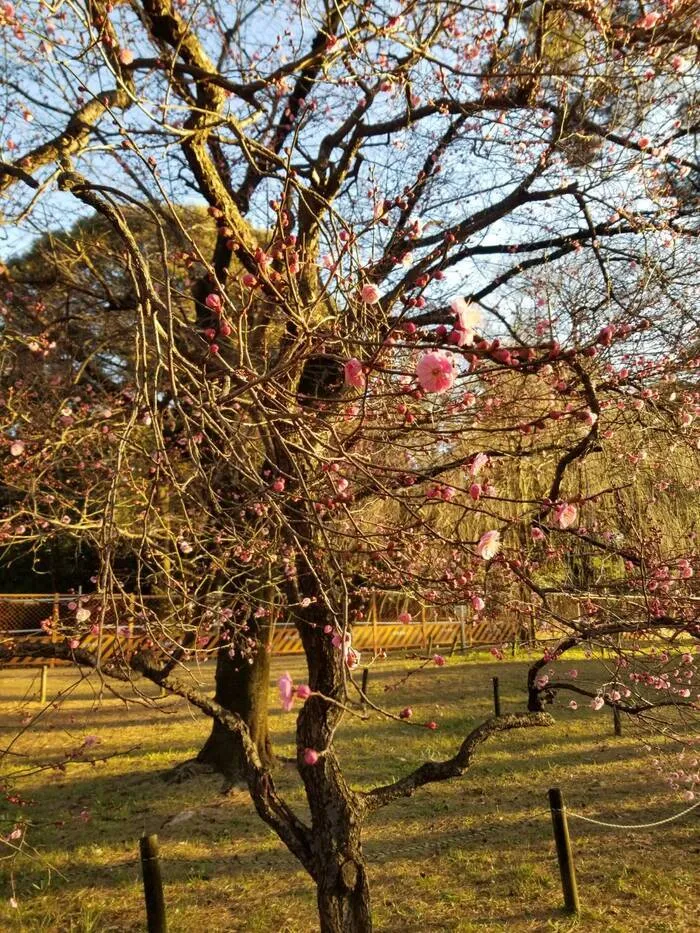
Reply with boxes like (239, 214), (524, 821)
(331, 631), (350, 649)
(535, 675), (549, 688)
(278, 672), (295, 712)
(360, 283), (381, 304)
(425, 721), (438, 730)
(9, 440), (25, 457)
(471, 595), (485, 612)
(416, 350), (456, 393)
(568, 700), (578, 710)
(271, 477), (285, 492)
(450, 298), (481, 346)
(344, 358), (365, 389)
(469, 483), (482, 501)
(638, 11), (661, 29)
(118, 48), (134, 65)
(399, 706), (413, 719)
(296, 684), (311, 700)
(553, 502), (577, 529)
(345, 647), (361, 670)
(531, 526), (546, 542)
(433, 654), (446, 667)
(469, 453), (489, 476)
(303, 748), (319, 765)
(398, 611), (412, 624)
(591, 696), (605, 711)
(476, 530), (501, 560)
(75, 607), (91, 623)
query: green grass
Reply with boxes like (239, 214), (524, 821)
(1, 653), (698, 931)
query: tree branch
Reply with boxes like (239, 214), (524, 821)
(362, 712), (553, 812)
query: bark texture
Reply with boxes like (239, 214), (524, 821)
(197, 621), (274, 780)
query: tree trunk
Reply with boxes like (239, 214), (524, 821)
(295, 599), (373, 932)
(316, 854), (372, 933)
(197, 619), (274, 781)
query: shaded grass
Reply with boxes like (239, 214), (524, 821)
(0, 653), (698, 932)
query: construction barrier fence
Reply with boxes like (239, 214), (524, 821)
(0, 593), (525, 666)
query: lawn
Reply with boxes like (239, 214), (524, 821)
(1, 652), (698, 932)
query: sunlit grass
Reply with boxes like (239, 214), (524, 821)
(1, 652), (697, 931)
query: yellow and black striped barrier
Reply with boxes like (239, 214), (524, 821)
(1, 620), (521, 668)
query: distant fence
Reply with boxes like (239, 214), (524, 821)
(0, 593), (523, 666)
(5, 589), (690, 668)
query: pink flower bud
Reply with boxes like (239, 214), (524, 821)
(303, 748), (319, 765)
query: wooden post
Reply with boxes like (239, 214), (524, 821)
(548, 788), (580, 915)
(449, 634), (459, 657)
(140, 834), (167, 933)
(420, 605), (427, 651)
(39, 665), (48, 704)
(492, 676), (501, 716)
(360, 667), (369, 714)
(460, 614), (466, 652)
(613, 705), (622, 737)
(427, 634), (433, 658)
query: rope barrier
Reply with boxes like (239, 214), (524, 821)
(555, 799), (700, 829)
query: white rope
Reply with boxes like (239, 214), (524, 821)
(555, 799), (700, 829)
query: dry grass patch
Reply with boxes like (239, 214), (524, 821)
(1, 653), (698, 931)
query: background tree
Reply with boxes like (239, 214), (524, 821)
(1, 2), (700, 930)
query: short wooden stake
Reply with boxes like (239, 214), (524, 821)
(449, 634), (459, 657)
(360, 667), (369, 714)
(613, 705), (622, 737)
(39, 665), (48, 704)
(548, 788), (580, 914)
(427, 634), (433, 658)
(140, 834), (167, 932)
(492, 676), (501, 716)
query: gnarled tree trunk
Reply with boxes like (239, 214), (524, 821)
(197, 617), (274, 781)
(295, 596), (373, 932)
